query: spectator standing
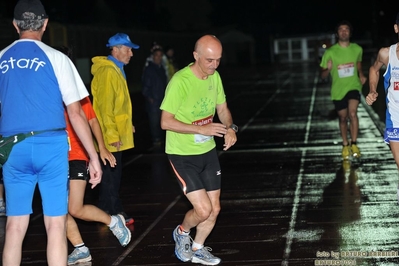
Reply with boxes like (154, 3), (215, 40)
(53, 45), (131, 265)
(164, 45), (178, 81)
(142, 47), (168, 146)
(144, 42), (173, 81)
(91, 33), (139, 225)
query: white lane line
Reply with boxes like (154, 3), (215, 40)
(239, 77), (291, 134)
(282, 73), (318, 266)
(122, 154), (143, 167)
(112, 195), (182, 265)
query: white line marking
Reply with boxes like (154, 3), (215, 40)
(239, 77), (291, 134)
(112, 195), (182, 265)
(122, 154), (143, 167)
(282, 73), (318, 266)
(219, 76), (291, 157)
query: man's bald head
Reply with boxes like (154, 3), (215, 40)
(192, 35), (222, 79)
(194, 35), (222, 55)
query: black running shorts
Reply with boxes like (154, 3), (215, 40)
(168, 148), (221, 194)
(69, 160), (89, 181)
(333, 90), (360, 111)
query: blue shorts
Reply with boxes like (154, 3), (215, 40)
(3, 134), (69, 216)
(384, 128), (399, 144)
(168, 148), (221, 194)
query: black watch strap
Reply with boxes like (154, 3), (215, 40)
(229, 124), (238, 133)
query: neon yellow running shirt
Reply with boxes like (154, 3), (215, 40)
(160, 64), (226, 155)
(320, 43), (363, 100)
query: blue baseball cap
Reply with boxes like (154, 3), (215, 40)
(106, 33), (139, 49)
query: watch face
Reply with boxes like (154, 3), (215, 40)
(230, 124), (238, 132)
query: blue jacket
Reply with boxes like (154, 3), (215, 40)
(142, 61), (167, 108)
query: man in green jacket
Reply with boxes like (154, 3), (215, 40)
(91, 33), (139, 225)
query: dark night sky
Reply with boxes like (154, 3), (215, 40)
(2, 0), (399, 47)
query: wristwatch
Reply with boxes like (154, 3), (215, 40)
(229, 124), (238, 133)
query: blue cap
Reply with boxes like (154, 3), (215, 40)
(106, 33), (139, 49)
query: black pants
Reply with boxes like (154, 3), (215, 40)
(97, 151), (124, 215)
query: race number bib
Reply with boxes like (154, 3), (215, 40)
(192, 115), (213, 144)
(337, 63), (355, 78)
(194, 134), (212, 143)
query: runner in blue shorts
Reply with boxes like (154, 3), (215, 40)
(367, 13), (399, 204)
(0, 1), (102, 265)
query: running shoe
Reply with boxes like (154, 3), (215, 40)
(351, 144), (361, 158)
(67, 247), (92, 265)
(110, 214), (131, 247)
(172, 225), (192, 262)
(192, 246), (221, 265)
(342, 145), (351, 159)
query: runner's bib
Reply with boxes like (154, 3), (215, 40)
(338, 63), (355, 78)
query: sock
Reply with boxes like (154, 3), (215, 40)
(178, 225), (190, 235)
(192, 241), (204, 251)
(108, 215), (118, 227)
(74, 243), (88, 252)
(351, 141), (357, 145)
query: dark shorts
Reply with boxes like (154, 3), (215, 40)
(69, 160), (89, 181)
(332, 90), (360, 111)
(168, 148), (221, 194)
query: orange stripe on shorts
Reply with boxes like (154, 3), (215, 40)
(169, 160), (187, 195)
